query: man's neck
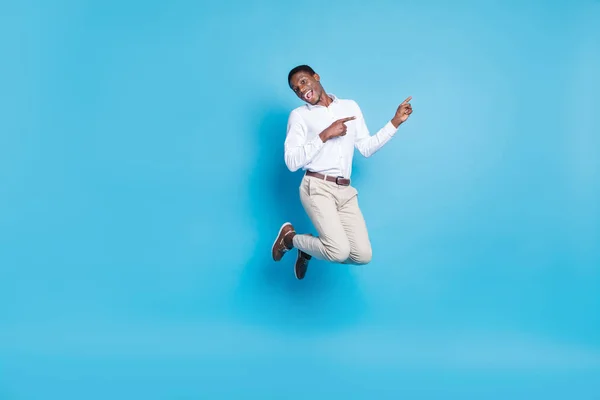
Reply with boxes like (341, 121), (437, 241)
(316, 92), (333, 107)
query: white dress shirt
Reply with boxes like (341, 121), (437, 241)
(284, 94), (399, 179)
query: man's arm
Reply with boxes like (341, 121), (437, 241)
(354, 97), (413, 158)
(284, 110), (325, 172)
(284, 110), (356, 171)
(353, 103), (398, 158)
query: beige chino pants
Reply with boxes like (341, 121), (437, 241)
(292, 174), (373, 265)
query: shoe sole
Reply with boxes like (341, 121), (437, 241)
(295, 251), (309, 280)
(295, 265), (307, 280)
(294, 265), (304, 280)
(272, 222), (292, 261)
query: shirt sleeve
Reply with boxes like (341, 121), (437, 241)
(353, 101), (399, 158)
(284, 110), (325, 172)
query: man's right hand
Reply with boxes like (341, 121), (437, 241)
(319, 116), (356, 142)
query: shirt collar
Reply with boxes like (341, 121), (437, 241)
(306, 93), (338, 110)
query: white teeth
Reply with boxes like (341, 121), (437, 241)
(304, 90), (312, 99)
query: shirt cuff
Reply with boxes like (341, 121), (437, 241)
(383, 120), (399, 136)
(312, 134), (326, 147)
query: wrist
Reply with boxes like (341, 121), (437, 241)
(319, 130), (330, 142)
(391, 117), (402, 128)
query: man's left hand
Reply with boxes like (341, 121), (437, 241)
(391, 96), (413, 128)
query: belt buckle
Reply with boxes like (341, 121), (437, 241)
(335, 176), (344, 185)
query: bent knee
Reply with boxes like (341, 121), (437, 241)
(324, 241), (351, 263)
(351, 244), (372, 265)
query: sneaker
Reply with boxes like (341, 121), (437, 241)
(295, 250), (311, 280)
(271, 222), (295, 261)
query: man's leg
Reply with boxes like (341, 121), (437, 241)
(292, 176), (351, 263)
(338, 186), (372, 265)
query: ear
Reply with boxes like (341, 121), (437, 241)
(313, 73), (320, 82)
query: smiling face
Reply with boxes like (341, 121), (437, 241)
(288, 71), (324, 105)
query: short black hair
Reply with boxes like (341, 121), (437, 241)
(288, 65), (316, 86)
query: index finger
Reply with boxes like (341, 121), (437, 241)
(338, 116), (356, 123)
(401, 96), (412, 104)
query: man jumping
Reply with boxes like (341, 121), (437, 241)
(271, 65), (413, 279)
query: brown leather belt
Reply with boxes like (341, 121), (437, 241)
(306, 171), (350, 186)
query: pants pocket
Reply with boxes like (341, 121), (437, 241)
(308, 177), (317, 197)
(301, 176), (318, 197)
(300, 176), (313, 198)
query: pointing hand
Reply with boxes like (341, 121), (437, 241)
(320, 116), (356, 142)
(392, 96), (413, 128)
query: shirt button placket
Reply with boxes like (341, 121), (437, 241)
(328, 105), (343, 178)
(331, 107), (343, 175)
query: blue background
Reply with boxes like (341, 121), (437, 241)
(1, 0), (599, 398)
